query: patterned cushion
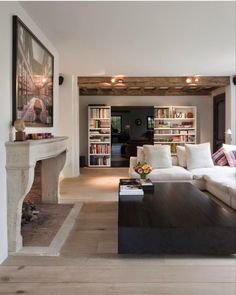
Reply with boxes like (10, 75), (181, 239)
(212, 147), (228, 166)
(224, 150), (236, 167)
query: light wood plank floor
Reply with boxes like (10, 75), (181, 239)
(1, 168), (236, 294)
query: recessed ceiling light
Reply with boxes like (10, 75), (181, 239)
(144, 86), (155, 90)
(129, 86), (141, 90)
(186, 78), (192, 84)
(159, 86), (169, 90)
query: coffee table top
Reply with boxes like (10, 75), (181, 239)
(119, 182), (236, 228)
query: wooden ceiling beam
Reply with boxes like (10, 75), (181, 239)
(78, 76), (230, 96)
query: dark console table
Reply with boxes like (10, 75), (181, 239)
(118, 182), (236, 254)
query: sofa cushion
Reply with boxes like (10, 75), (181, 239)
(185, 143), (214, 170)
(147, 166), (192, 181)
(129, 166), (192, 181)
(137, 146), (145, 164)
(176, 146), (187, 167)
(224, 150), (236, 167)
(229, 187), (236, 210)
(143, 145), (172, 169)
(189, 166), (235, 180)
(204, 176), (231, 206)
(212, 147), (228, 166)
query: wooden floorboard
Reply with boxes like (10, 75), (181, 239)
(1, 168), (236, 294)
(0, 283), (235, 295)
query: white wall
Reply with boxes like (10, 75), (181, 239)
(79, 95), (212, 161)
(0, 1), (59, 263)
(58, 75), (80, 177)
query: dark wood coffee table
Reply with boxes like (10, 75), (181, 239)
(118, 182), (236, 254)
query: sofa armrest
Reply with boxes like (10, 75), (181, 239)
(130, 156), (137, 169)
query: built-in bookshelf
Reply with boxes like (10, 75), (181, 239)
(154, 106), (197, 154)
(88, 106), (111, 167)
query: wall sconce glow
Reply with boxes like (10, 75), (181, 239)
(194, 77), (199, 82)
(111, 78), (116, 83)
(42, 77), (47, 83)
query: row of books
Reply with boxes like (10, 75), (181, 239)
(155, 135), (195, 142)
(155, 130), (195, 135)
(156, 121), (194, 128)
(89, 119), (110, 128)
(90, 144), (110, 154)
(90, 155), (110, 166)
(90, 108), (110, 119)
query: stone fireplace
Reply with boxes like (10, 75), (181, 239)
(5, 136), (68, 253)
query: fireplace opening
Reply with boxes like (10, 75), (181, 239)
(21, 160), (73, 247)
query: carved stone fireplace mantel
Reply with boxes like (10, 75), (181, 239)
(5, 136), (68, 252)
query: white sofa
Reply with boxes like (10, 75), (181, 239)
(129, 156), (236, 210)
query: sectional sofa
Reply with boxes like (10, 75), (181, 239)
(129, 144), (236, 210)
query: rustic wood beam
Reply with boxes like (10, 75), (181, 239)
(78, 76), (230, 96)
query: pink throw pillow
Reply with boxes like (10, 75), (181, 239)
(212, 147), (228, 166)
(224, 150), (236, 167)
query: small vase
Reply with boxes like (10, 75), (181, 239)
(140, 174), (146, 180)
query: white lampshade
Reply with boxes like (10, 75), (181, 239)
(225, 128), (232, 135)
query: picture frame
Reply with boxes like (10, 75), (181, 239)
(12, 15), (54, 127)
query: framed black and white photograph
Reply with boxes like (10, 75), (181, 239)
(12, 15), (54, 127)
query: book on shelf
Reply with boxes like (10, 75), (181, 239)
(90, 108), (110, 119)
(90, 155), (110, 166)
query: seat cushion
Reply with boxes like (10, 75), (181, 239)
(204, 176), (232, 206)
(229, 187), (236, 210)
(189, 166), (235, 180)
(129, 166), (192, 182)
(148, 166), (192, 182)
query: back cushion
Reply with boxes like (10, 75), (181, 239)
(143, 145), (172, 169)
(212, 147), (228, 166)
(185, 142), (214, 170)
(137, 146), (145, 164)
(176, 146), (187, 167)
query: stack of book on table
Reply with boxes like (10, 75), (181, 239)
(119, 179), (144, 195)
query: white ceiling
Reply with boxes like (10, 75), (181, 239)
(21, 1), (236, 76)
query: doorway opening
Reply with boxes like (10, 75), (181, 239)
(111, 106), (154, 167)
(213, 93), (225, 152)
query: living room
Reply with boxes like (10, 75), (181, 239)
(0, 1), (236, 294)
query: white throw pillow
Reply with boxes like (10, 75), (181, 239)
(137, 146), (145, 164)
(176, 146), (187, 167)
(185, 143), (214, 170)
(143, 145), (172, 169)
(223, 144), (236, 151)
